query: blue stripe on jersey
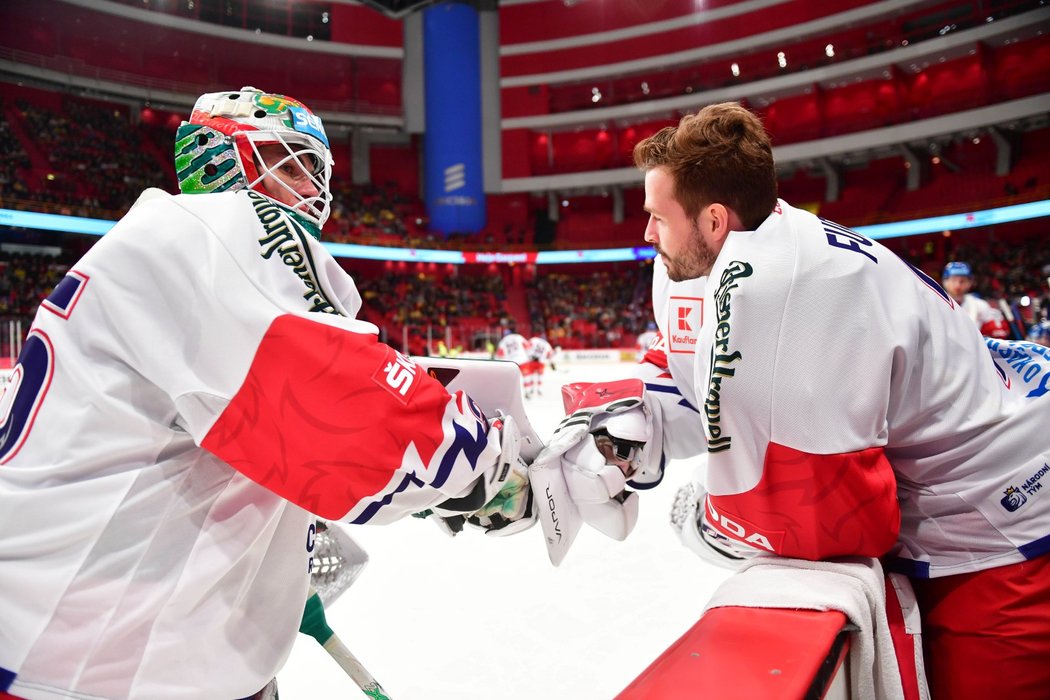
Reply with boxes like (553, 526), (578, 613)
(41, 271), (88, 318)
(49, 274), (83, 309)
(904, 259), (953, 307)
(432, 420), (489, 490)
(628, 453), (666, 491)
(0, 665), (14, 691)
(678, 398), (700, 413)
(645, 383), (681, 396)
(645, 382), (700, 413)
(350, 473), (420, 524)
(884, 557), (931, 579)
(991, 358), (1009, 385)
(1020, 532), (1050, 560)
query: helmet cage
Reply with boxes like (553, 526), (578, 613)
(238, 129), (332, 231)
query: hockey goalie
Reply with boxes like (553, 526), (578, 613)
(0, 88), (536, 700)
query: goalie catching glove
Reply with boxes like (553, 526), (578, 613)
(531, 379), (664, 541)
(429, 413), (537, 537)
(669, 476), (759, 570)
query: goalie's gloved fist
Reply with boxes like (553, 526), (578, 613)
(532, 379), (664, 541)
(467, 457), (536, 536)
(562, 432), (640, 540)
(670, 477), (757, 570)
(431, 413), (537, 537)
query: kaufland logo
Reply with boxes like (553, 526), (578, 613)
(668, 296), (702, 354)
(677, 308), (692, 331)
(444, 163), (465, 192)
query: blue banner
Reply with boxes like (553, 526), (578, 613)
(423, 3), (486, 234)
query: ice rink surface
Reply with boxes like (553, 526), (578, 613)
(279, 360), (732, 699)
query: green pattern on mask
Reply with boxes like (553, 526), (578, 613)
(174, 124), (244, 194)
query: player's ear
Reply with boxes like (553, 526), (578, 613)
(706, 203), (740, 242)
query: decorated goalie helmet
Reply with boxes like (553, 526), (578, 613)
(174, 86), (333, 232)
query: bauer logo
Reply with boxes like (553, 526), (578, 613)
(373, 349), (419, 405)
(668, 296), (702, 354)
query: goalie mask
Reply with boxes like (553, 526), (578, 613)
(174, 86), (333, 233)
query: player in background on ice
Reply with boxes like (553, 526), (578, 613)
(635, 321), (659, 362)
(940, 261), (1011, 338)
(533, 102), (1050, 699)
(495, 327), (532, 392)
(0, 87), (536, 700)
(495, 327), (530, 365)
(523, 335), (554, 398)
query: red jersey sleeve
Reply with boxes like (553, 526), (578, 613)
(202, 314), (496, 521)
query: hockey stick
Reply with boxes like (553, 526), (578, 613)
(300, 587), (393, 699)
(998, 298), (1026, 340)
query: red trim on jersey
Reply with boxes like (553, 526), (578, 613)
(0, 692), (26, 699)
(707, 442), (900, 560)
(202, 315), (459, 519)
(884, 577), (922, 700)
(642, 347), (669, 370)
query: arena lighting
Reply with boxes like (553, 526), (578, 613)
(3, 200), (1050, 263)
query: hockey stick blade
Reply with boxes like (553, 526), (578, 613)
(322, 635), (393, 700)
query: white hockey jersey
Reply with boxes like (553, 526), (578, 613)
(528, 336), (553, 363)
(0, 190), (502, 700)
(496, 332), (530, 365)
(654, 200), (1050, 578)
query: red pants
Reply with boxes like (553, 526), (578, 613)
(911, 553), (1050, 699)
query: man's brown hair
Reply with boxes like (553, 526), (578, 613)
(633, 102), (778, 231)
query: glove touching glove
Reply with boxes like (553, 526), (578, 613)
(430, 413), (537, 537)
(531, 379), (663, 542)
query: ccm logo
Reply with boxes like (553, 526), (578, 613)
(374, 350), (419, 404)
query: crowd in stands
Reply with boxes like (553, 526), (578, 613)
(0, 102), (33, 206)
(3, 235), (1049, 359)
(0, 91), (512, 249)
(0, 98), (173, 219)
(2, 91), (1047, 355)
(325, 181), (443, 248)
(526, 265), (653, 349)
(354, 270), (511, 354)
(0, 251), (69, 357)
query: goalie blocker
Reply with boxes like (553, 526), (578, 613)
(411, 357), (549, 544)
